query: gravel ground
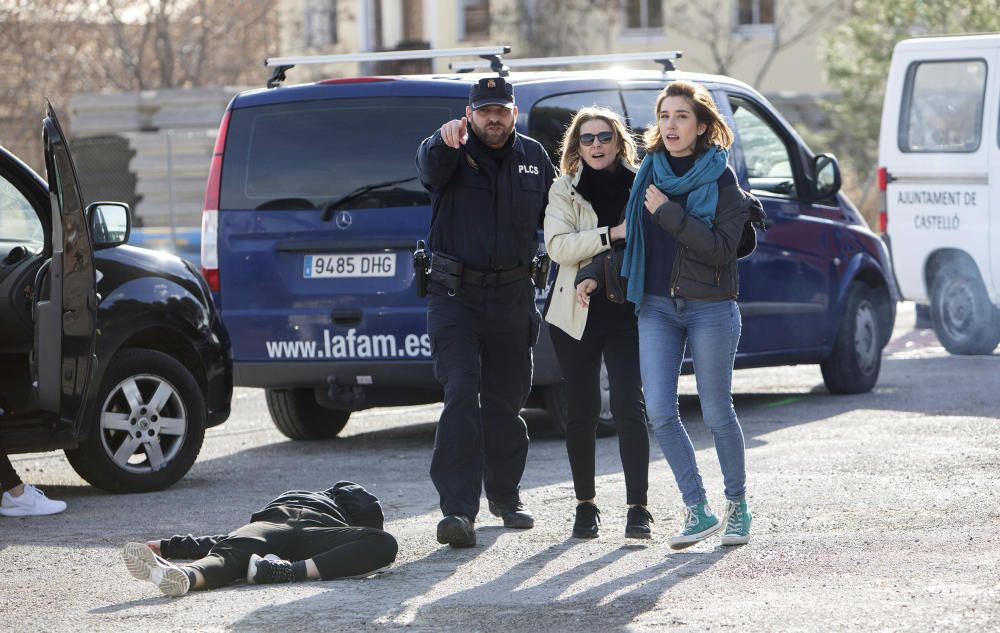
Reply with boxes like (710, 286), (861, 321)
(1, 303), (998, 632)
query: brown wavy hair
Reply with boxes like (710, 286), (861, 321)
(643, 80), (734, 155)
(558, 106), (638, 175)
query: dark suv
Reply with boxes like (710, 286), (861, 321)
(201, 54), (897, 440)
(0, 105), (232, 492)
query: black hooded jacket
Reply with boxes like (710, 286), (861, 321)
(159, 481), (384, 559)
(250, 481), (384, 529)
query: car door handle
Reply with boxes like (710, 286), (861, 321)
(331, 309), (362, 328)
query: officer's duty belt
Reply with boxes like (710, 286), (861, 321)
(430, 265), (530, 287)
(460, 265), (530, 287)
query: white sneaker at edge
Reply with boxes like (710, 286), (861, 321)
(0, 484), (67, 517)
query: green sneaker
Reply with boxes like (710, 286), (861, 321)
(720, 499), (752, 545)
(668, 500), (721, 550)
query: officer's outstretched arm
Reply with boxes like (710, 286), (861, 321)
(415, 127), (462, 193)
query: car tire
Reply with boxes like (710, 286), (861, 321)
(65, 349), (206, 493)
(265, 388), (350, 440)
(544, 381), (617, 438)
(930, 264), (1000, 355)
(821, 283), (882, 394)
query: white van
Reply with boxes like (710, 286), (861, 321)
(879, 34), (1000, 355)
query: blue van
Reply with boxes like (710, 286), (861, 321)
(200, 51), (898, 440)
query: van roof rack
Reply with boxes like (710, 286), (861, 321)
(264, 45), (512, 88)
(449, 50), (682, 74)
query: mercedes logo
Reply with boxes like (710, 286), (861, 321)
(334, 211), (352, 230)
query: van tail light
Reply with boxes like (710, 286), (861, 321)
(201, 210), (219, 291)
(877, 166), (888, 234)
(201, 110), (230, 292)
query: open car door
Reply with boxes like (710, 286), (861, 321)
(33, 102), (97, 433)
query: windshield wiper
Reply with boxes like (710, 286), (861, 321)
(320, 177), (418, 221)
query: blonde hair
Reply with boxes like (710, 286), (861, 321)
(643, 80), (734, 155)
(558, 106), (638, 175)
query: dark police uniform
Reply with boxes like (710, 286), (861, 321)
(415, 79), (555, 524)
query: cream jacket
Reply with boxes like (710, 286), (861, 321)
(543, 161), (638, 340)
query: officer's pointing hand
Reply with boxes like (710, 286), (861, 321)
(441, 117), (469, 149)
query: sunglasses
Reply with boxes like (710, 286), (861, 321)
(579, 131), (614, 146)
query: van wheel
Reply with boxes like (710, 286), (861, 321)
(544, 382), (617, 438)
(65, 349), (205, 493)
(930, 264), (1000, 355)
(821, 283), (882, 394)
(265, 388), (350, 440)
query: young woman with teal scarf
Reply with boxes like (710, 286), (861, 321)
(620, 80), (753, 549)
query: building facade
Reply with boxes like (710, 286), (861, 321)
(276, 0), (846, 95)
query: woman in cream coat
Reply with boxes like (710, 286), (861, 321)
(543, 107), (651, 540)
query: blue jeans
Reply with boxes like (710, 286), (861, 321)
(638, 295), (746, 507)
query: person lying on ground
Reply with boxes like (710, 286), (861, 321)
(123, 481), (398, 597)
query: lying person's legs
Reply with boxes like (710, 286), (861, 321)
(124, 520), (288, 596)
(247, 526), (398, 584)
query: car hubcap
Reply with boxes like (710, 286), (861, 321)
(99, 374), (187, 473)
(853, 300), (878, 375)
(941, 278), (975, 342)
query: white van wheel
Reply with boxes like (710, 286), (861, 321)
(930, 265), (1000, 355)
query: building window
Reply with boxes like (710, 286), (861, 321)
(460, 0), (490, 41)
(304, 0), (337, 48)
(736, 0), (774, 28)
(623, 0), (663, 31)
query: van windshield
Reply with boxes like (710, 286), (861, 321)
(220, 97), (467, 211)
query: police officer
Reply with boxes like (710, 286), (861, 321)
(415, 76), (555, 548)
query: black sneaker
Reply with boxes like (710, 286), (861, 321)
(437, 513), (476, 548)
(625, 506), (654, 539)
(487, 499), (535, 529)
(572, 502), (601, 539)
(246, 554), (295, 584)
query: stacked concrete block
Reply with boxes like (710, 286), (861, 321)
(69, 87), (241, 229)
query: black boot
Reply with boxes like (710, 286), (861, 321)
(572, 502), (601, 539)
(625, 506), (653, 539)
(437, 513), (476, 548)
(488, 499), (535, 529)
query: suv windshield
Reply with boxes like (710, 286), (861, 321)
(220, 97), (466, 211)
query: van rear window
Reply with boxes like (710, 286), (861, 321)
(899, 59), (986, 153)
(220, 97), (466, 211)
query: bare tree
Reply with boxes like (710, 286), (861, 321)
(99, 0), (277, 90)
(0, 0), (87, 169)
(670, 0), (848, 88)
(0, 0), (277, 171)
(494, 0), (622, 59)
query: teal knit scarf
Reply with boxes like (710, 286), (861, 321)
(620, 146), (729, 311)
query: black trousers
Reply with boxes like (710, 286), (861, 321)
(182, 507), (398, 590)
(426, 279), (538, 520)
(1, 452), (22, 493)
(549, 296), (649, 505)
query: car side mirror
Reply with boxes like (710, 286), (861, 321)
(813, 153), (842, 200)
(86, 202), (131, 249)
